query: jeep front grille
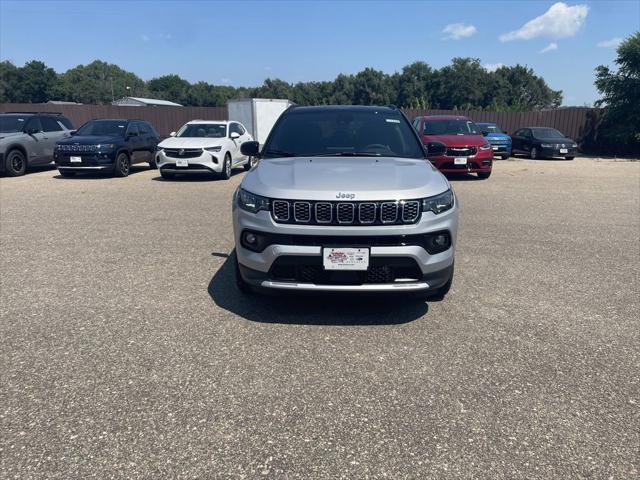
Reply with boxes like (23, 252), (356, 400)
(270, 200), (421, 226)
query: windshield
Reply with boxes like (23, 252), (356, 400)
(177, 123), (227, 138)
(0, 116), (29, 133)
(478, 123), (504, 134)
(424, 119), (480, 135)
(532, 128), (564, 139)
(263, 109), (425, 159)
(76, 120), (127, 137)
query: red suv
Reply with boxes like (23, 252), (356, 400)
(413, 115), (493, 179)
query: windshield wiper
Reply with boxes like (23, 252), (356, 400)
(262, 149), (297, 157)
(312, 152), (382, 157)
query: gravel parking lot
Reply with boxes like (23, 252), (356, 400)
(1, 157), (638, 479)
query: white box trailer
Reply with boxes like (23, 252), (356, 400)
(227, 98), (293, 146)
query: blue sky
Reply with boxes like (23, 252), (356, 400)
(1, 0), (638, 105)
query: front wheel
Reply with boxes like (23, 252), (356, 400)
(58, 170), (76, 177)
(234, 252), (252, 294)
(565, 156), (575, 160)
(530, 147), (538, 160)
(501, 154), (509, 160)
(243, 156), (257, 171)
(160, 170), (175, 180)
(220, 154), (232, 180)
(4, 149), (27, 177)
(113, 152), (130, 177)
(477, 171), (491, 179)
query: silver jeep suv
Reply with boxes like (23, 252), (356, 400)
(233, 105), (458, 299)
(0, 112), (75, 176)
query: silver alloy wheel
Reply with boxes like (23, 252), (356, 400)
(11, 152), (24, 172)
(531, 147), (537, 160)
(118, 153), (130, 176)
(225, 156), (231, 177)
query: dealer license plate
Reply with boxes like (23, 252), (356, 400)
(176, 159), (188, 167)
(454, 157), (467, 165)
(70, 156), (82, 163)
(560, 148), (568, 154)
(323, 247), (369, 271)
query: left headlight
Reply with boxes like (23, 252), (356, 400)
(479, 143), (492, 150)
(237, 188), (270, 213)
(96, 143), (116, 151)
(422, 189), (455, 215)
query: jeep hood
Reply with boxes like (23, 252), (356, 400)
(485, 133), (511, 141)
(158, 137), (223, 149)
(241, 157), (450, 201)
(422, 134), (487, 147)
(57, 135), (121, 145)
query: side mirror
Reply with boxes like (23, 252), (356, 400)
(169, 131), (176, 137)
(25, 127), (40, 135)
(241, 141), (260, 157)
(425, 141), (447, 158)
(230, 132), (240, 140)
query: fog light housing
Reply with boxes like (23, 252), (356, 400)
(241, 230), (268, 252)
(425, 231), (451, 254)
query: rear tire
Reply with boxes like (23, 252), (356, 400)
(113, 152), (130, 177)
(160, 170), (175, 180)
(58, 170), (76, 177)
(477, 171), (491, 179)
(220, 153), (232, 180)
(4, 149), (27, 177)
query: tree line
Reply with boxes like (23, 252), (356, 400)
(0, 58), (563, 111)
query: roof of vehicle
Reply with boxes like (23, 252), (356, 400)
(476, 121), (497, 125)
(526, 126), (561, 130)
(418, 115), (471, 121)
(1, 112), (65, 117)
(186, 119), (232, 124)
(287, 105), (401, 114)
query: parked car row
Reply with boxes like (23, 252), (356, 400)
(1, 110), (579, 178)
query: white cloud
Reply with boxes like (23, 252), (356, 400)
(500, 2), (588, 42)
(540, 42), (559, 53)
(597, 37), (622, 48)
(220, 78), (231, 85)
(483, 63), (505, 72)
(140, 34), (150, 42)
(442, 23), (477, 40)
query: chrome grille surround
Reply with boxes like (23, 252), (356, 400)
(293, 202), (311, 223)
(272, 200), (290, 221)
(270, 200), (421, 226)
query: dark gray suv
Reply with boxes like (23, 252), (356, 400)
(0, 112), (75, 176)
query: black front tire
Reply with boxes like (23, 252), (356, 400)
(5, 149), (27, 177)
(477, 171), (491, 179)
(501, 154), (509, 160)
(113, 152), (130, 177)
(220, 154), (232, 180)
(234, 253), (252, 294)
(58, 170), (76, 177)
(160, 170), (175, 179)
(424, 265), (454, 301)
(565, 156), (575, 160)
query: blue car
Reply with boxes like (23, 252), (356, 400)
(477, 122), (512, 159)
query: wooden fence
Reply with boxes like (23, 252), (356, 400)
(1, 103), (596, 142)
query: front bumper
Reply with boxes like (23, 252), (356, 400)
(233, 202), (458, 292)
(156, 150), (222, 174)
(54, 152), (116, 171)
(488, 142), (512, 156)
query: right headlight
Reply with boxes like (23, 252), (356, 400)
(422, 189), (454, 215)
(237, 188), (270, 214)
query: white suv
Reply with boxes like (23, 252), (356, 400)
(156, 120), (254, 179)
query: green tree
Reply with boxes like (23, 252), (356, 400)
(0, 61), (20, 102)
(488, 65), (562, 111)
(147, 74), (190, 104)
(594, 32), (640, 150)
(396, 61), (435, 108)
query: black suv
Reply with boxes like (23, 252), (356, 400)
(54, 119), (160, 177)
(0, 112), (75, 176)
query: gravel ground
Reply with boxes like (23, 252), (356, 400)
(1, 157), (639, 479)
